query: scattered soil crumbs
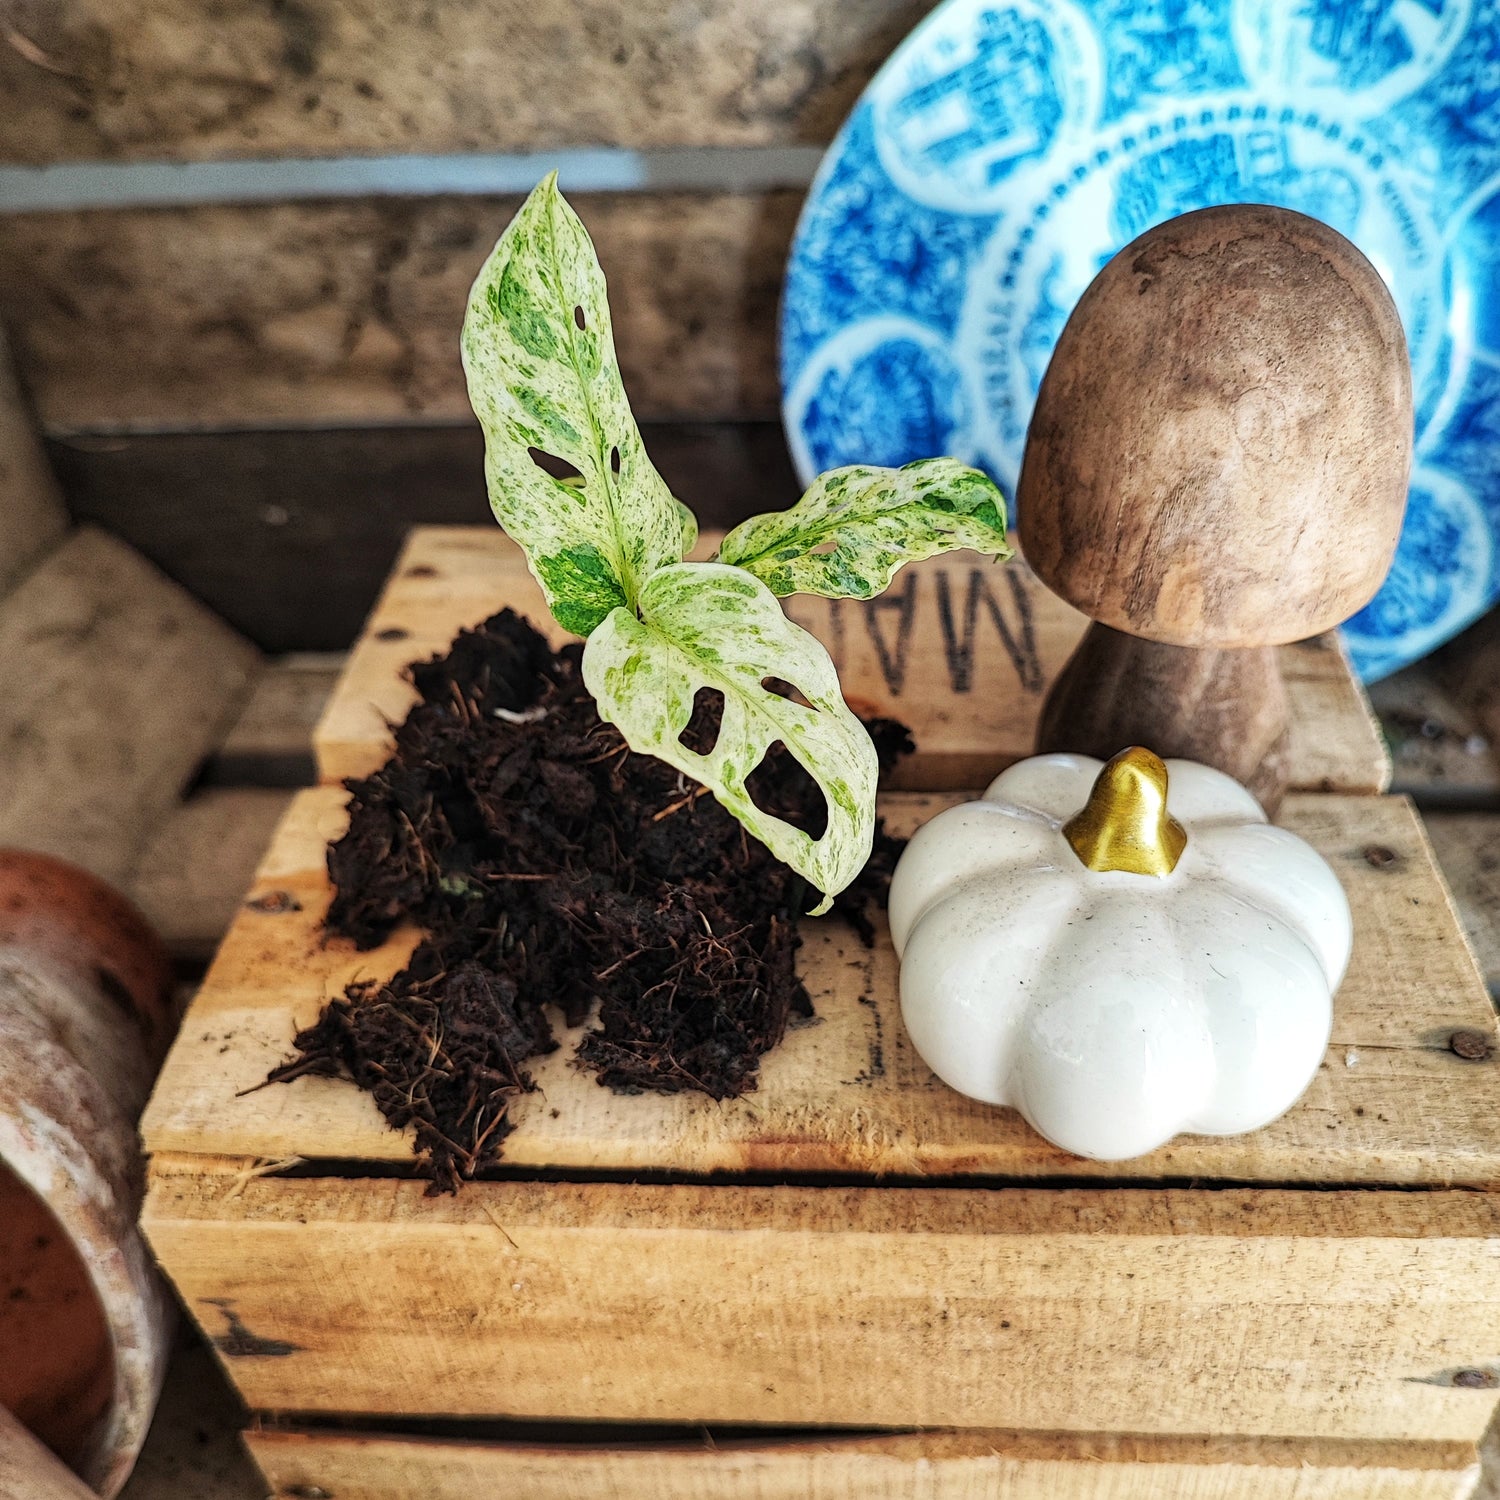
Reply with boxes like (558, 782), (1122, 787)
(268, 609), (911, 1191)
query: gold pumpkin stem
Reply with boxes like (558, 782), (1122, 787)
(1063, 747), (1187, 877)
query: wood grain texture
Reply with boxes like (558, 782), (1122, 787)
(0, 528), (260, 883)
(0, 0), (934, 163)
(244, 1428), (1485, 1500)
(1479, 1424), (1500, 1500)
(312, 528), (1389, 795)
(47, 425), (801, 652)
(1436, 606), (1500, 767)
(0, 194), (797, 432)
(1370, 664), (1500, 808)
(138, 783), (1500, 1185)
(1423, 814), (1500, 996)
(0, 329), (68, 599)
(201, 656), (343, 787)
(1019, 206), (1411, 649)
(129, 790), (297, 962)
(141, 1160), (1500, 1442)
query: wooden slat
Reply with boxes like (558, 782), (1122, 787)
(314, 528), (1390, 795)
(0, 194), (796, 433)
(138, 784), (1500, 1186)
(201, 656), (343, 786)
(129, 789), (297, 963)
(0, 1), (926, 163)
(47, 424), (800, 652)
(0, 328), (67, 599)
(1423, 814), (1500, 998)
(244, 1428), (1484, 1500)
(1369, 665), (1500, 807)
(1363, 658), (1500, 1003)
(141, 1160), (1500, 1442)
(1279, 632), (1390, 795)
(1435, 606), (1500, 773)
(0, 527), (260, 884)
(116, 1329), (262, 1500)
(1480, 1428), (1500, 1500)
(0, 1405), (96, 1500)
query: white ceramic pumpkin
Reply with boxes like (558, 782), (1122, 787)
(888, 749), (1352, 1161)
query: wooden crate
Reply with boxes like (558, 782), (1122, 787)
(0, 3), (918, 437)
(140, 529), (1500, 1500)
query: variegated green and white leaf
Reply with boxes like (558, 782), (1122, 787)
(582, 563), (878, 913)
(461, 173), (686, 635)
(718, 457), (1012, 599)
(675, 497), (698, 556)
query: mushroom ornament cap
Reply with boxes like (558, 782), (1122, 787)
(888, 751), (1352, 1162)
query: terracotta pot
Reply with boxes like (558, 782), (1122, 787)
(0, 1403), (98, 1500)
(0, 851), (178, 1497)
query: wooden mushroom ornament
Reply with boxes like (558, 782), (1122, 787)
(888, 749), (1353, 1160)
(1019, 204), (1412, 811)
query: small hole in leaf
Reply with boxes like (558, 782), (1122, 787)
(678, 686), (724, 756)
(573, 305), (586, 330)
(528, 447), (584, 484)
(610, 445), (621, 474)
(810, 538), (839, 554)
(761, 677), (813, 710)
(746, 741), (828, 840)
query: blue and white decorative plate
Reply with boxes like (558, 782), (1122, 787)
(781, 0), (1500, 679)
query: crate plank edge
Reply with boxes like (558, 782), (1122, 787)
(245, 1428), (1484, 1500)
(141, 785), (1500, 1186)
(143, 1157), (1500, 1445)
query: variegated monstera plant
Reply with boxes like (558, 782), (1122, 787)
(462, 175), (1012, 912)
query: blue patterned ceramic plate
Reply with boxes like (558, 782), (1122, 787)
(781, 0), (1500, 679)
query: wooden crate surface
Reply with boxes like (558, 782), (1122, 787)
(0, 527), (260, 883)
(47, 425), (800, 654)
(143, 531), (1491, 1185)
(0, 1), (923, 163)
(244, 1429), (1484, 1500)
(140, 781), (1500, 1185)
(142, 1159), (1500, 1442)
(0, 194), (795, 432)
(0, 327), (66, 599)
(313, 527), (1389, 795)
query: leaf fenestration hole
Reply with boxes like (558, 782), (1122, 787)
(678, 686), (725, 756)
(610, 445), (621, 474)
(573, 305), (586, 330)
(760, 677), (814, 710)
(810, 537), (839, 554)
(746, 741), (829, 841)
(527, 447), (585, 485)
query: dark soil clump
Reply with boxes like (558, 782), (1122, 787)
(267, 609), (911, 1191)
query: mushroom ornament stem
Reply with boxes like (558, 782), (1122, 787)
(1039, 625), (1292, 814)
(888, 752), (1353, 1162)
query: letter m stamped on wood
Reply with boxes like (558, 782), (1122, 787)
(933, 567), (1043, 695)
(791, 564), (1044, 703)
